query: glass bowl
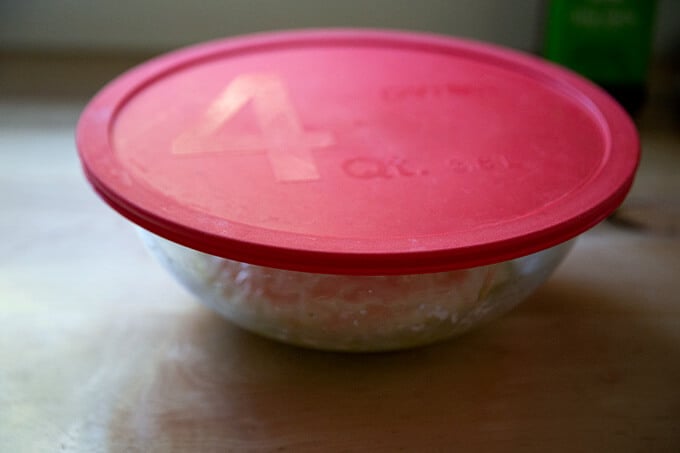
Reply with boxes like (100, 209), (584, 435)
(140, 228), (574, 351)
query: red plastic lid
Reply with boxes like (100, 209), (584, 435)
(77, 29), (639, 275)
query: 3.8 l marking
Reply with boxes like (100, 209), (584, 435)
(447, 155), (510, 173)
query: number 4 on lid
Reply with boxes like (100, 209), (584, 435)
(173, 73), (334, 182)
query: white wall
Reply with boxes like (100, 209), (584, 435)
(0, 0), (677, 56)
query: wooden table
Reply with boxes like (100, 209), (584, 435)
(1, 53), (679, 452)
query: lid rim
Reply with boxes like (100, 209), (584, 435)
(82, 159), (636, 275)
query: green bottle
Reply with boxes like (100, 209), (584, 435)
(544, 0), (657, 116)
